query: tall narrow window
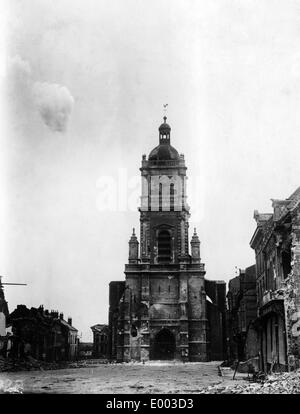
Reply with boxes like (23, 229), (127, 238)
(170, 183), (174, 211)
(148, 179), (151, 211)
(159, 182), (162, 212)
(282, 250), (292, 279)
(158, 230), (171, 263)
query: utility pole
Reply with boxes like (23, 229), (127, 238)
(0, 275), (27, 338)
(0, 275), (27, 289)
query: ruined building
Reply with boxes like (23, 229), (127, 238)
(250, 187), (300, 371)
(108, 117), (226, 362)
(91, 324), (109, 358)
(0, 281), (9, 337)
(8, 305), (78, 361)
(0, 281), (10, 357)
(226, 265), (258, 363)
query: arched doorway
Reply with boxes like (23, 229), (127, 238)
(153, 328), (175, 360)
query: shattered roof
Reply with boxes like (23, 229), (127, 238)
(251, 186), (300, 248)
(287, 186), (300, 201)
(60, 319), (78, 331)
(253, 211), (273, 225)
(286, 186), (300, 211)
(90, 324), (108, 333)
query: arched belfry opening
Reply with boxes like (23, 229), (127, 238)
(153, 328), (175, 360)
(159, 116), (171, 144)
(157, 230), (172, 263)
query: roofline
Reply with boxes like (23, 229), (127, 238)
(249, 225), (263, 249)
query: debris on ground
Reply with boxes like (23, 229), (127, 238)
(199, 369), (300, 394)
(0, 356), (68, 372)
(0, 356), (109, 372)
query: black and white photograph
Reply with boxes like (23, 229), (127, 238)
(0, 0), (300, 400)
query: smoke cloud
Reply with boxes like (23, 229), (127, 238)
(33, 82), (74, 132)
(6, 55), (74, 132)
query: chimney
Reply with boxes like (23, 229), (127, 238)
(68, 317), (72, 326)
(59, 313), (64, 320)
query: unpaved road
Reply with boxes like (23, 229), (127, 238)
(0, 361), (247, 394)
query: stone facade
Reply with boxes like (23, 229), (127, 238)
(250, 187), (300, 371)
(108, 118), (226, 362)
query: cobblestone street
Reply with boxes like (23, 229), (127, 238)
(0, 361), (247, 394)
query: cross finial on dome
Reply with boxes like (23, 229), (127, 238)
(158, 110), (171, 144)
(132, 227), (135, 236)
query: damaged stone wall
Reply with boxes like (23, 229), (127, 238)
(188, 275), (208, 361)
(250, 188), (300, 372)
(283, 204), (300, 370)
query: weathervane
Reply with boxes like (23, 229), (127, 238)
(163, 103), (168, 119)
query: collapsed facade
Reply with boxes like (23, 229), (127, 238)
(108, 118), (226, 362)
(250, 187), (300, 371)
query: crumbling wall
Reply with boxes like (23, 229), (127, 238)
(283, 205), (300, 370)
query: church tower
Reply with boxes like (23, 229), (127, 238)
(113, 117), (209, 362)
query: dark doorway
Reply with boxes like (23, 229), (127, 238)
(153, 328), (175, 360)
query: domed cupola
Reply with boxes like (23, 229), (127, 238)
(148, 117), (180, 161)
(159, 116), (171, 144)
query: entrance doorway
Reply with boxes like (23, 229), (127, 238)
(153, 328), (175, 360)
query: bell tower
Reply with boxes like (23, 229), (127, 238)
(139, 116), (191, 265)
(115, 117), (209, 363)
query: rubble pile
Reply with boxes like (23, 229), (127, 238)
(68, 359), (109, 368)
(0, 356), (68, 372)
(0, 356), (110, 372)
(199, 370), (300, 394)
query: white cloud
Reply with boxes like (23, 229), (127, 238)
(6, 55), (74, 132)
(33, 82), (74, 132)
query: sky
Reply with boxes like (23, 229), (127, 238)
(0, 0), (300, 341)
